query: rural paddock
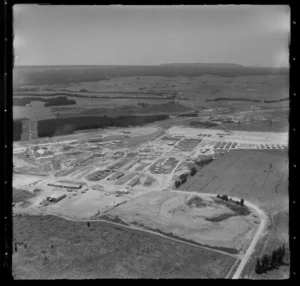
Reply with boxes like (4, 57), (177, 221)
(178, 150), (288, 210)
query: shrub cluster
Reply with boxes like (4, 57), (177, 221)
(217, 194), (244, 206)
(215, 194), (249, 216)
(195, 157), (213, 167)
(174, 167), (197, 188)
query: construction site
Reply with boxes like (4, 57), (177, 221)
(13, 123), (289, 278)
(13, 124), (288, 195)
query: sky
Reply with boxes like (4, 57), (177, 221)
(13, 5), (290, 67)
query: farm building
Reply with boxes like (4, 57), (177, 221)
(48, 180), (85, 189)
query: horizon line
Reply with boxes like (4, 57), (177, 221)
(14, 63), (289, 69)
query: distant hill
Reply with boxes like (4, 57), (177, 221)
(13, 64), (289, 86)
(160, 63), (245, 68)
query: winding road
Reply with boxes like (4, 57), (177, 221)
(34, 190), (267, 279)
(231, 199), (268, 279)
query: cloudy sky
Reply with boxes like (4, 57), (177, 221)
(13, 5), (290, 67)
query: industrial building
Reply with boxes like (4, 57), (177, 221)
(48, 180), (85, 189)
(47, 194), (67, 202)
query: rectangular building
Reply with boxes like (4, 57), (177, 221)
(48, 180), (84, 189)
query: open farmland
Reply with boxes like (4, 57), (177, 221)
(176, 149), (289, 278)
(13, 65), (288, 86)
(13, 215), (236, 279)
(12, 123), (289, 279)
(13, 69), (288, 134)
(177, 150), (288, 209)
(12, 64), (290, 279)
(13, 188), (37, 203)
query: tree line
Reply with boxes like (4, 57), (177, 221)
(216, 194), (244, 206)
(174, 166), (197, 188)
(37, 114), (169, 138)
(255, 244), (287, 274)
(13, 96), (76, 107)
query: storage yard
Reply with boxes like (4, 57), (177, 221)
(13, 125), (288, 209)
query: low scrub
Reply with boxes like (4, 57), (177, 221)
(206, 97), (261, 103)
(205, 213), (236, 222)
(212, 197), (251, 216)
(195, 157), (213, 167)
(13, 188), (36, 203)
(190, 121), (218, 128)
(13, 96), (76, 107)
(186, 196), (206, 208)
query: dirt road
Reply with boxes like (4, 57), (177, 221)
(231, 199), (267, 279)
(41, 209), (237, 258)
(168, 189), (268, 279)
(16, 190), (266, 278)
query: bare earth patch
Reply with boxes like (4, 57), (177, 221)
(105, 191), (258, 252)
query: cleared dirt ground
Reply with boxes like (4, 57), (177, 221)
(12, 215), (236, 279)
(105, 191), (258, 252)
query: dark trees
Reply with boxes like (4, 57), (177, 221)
(255, 244), (287, 275)
(222, 194), (229, 201)
(261, 254), (271, 271)
(255, 258), (262, 274)
(190, 167), (197, 176)
(174, 180), (181, 188)
(240, 198), (244, 206)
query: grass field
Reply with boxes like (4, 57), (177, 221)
(250, 210), (290, 279)
(13, 188), (36, 203)
(177, 150), (289, 279)
(178, 150), (288, 209)
(12, 215), (236, 279)
(240, 210), (290, 279)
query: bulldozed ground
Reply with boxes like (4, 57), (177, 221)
(103, 191), (259, 253)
